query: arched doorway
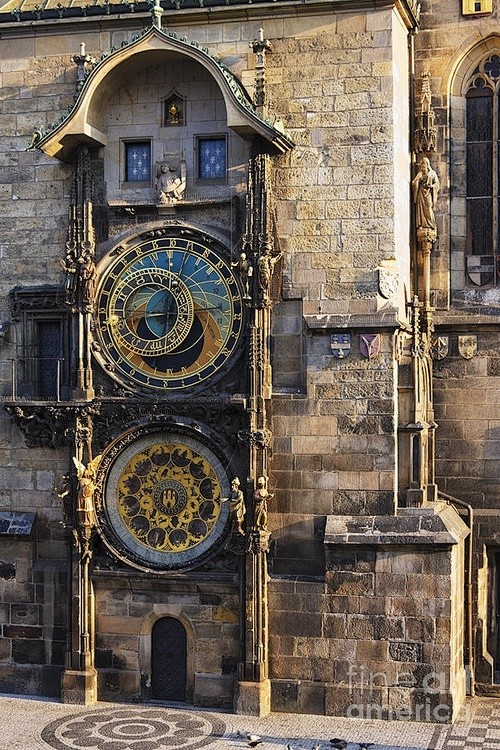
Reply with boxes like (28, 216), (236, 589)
(151, 616), (187, 701)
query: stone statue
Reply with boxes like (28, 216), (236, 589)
(232, 252), (253, 299)
(412, 156), (440, 233)
(257, 242), (282, 298)
(155, 159), (186, 203)
(79, 257), (96, 309)
(228, 477), (246, 535)
(167, 103), (181, 125)
(60, 255), (95, 310)
(72, 454), (101, 530)
(56, 473), (73, 527)
(253, 475), (273, 531)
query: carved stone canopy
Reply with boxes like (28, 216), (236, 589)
(33, 27), (294, 162)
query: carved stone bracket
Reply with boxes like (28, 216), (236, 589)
(237, 428), (272, 449)
(249, 529), (271, 554)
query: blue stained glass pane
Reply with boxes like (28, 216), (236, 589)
(126, 142), (151, 182)
(199, 139), (226, 180)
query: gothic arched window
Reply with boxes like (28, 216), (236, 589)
(465, 54), (500, 285)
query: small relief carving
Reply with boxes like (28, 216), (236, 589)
(155, 159), (187, 204)
(360, 333), (381, 359)
(378, 268), (400, 300)
(330, 333), (351, 358)
(431, 335), (449, 360)
(458, 335), (477, 359)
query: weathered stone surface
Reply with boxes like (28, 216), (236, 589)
(388, 642), (423, 664)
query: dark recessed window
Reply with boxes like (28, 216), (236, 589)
(197, 137), (226, 181)
(8, 286), (69, 401)
(465, 54), (500, 285)
(38, 320), (63, 400)
(124, 141), (151, 183)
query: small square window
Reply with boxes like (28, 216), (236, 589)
(197, 137), (226, 181)
(124, 141), (151, 183)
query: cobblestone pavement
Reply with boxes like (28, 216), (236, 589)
(0, 695), (498, 750)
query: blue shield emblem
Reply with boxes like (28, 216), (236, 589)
(330, 333), (351, 358)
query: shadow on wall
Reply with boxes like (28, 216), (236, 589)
(269, 517), (326, 577)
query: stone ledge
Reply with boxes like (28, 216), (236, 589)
(304, 309), (401, 331)
(324, 502), (469, 546)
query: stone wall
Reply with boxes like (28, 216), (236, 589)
(269, 506), (468, 721)
(94, 574), (240, 707)
(433, 331), (500, 507)
(0, 0), (477, 716)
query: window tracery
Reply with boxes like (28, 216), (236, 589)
(465, 54), (500, 285)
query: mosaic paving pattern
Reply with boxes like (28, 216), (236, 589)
(436, 699), (500, 749)
(41, 707), (226, 750)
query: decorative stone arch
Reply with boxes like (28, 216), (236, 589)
(448, 35), (500, 98)
(34, 26), (293, 162)
(139, 609), (196, 703)
(448, 35), (500, 296)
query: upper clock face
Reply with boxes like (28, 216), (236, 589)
(94, 233), (244, 391)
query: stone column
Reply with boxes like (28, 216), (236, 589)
(416, 227), (435, 307)
(61, 526), (98, 704)
(236, 529), (271, 715)
(61, 416), (98, 704)
(236, 154), (276, 716)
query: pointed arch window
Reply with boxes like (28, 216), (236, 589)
(465, 54), (500, 285)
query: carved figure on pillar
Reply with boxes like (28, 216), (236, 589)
(232, 252), (253, 299)
(412, 156), (440, 234)
(56, 473), (73, 529)
(80, 257), (96, 310)
(257, 241), (282, 302)
(253, 476), (273, 531)
(412, 156), (440, 305)
(62, 255), (96, 312)
(228, 477), (246, 535)
(72, 453), (101, 534)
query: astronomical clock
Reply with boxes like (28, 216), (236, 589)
(90, 226), (247, 573)
(93, 229), (244, 394)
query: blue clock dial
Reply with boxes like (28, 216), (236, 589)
(94, 233), (244, 391)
